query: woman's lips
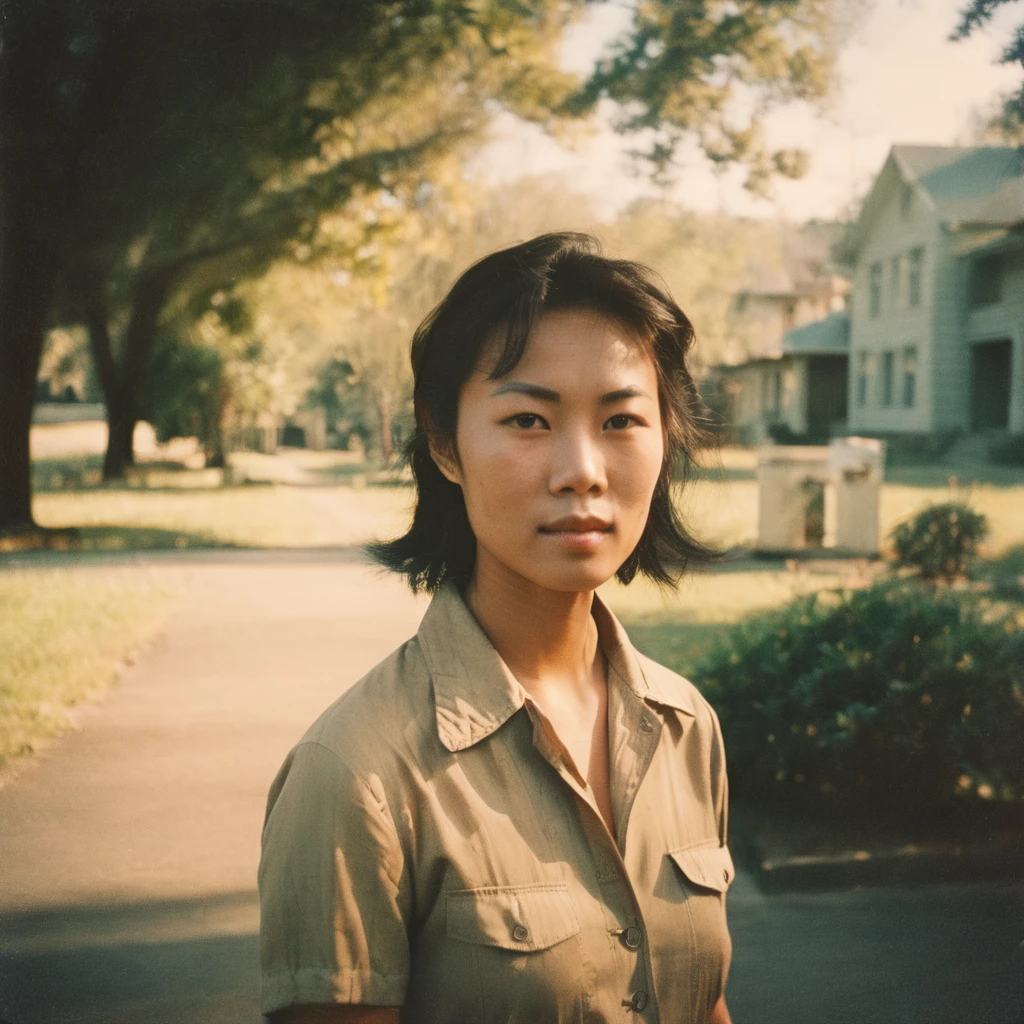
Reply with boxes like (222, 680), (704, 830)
(539, 527), (611, 552)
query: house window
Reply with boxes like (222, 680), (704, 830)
(969, 255), (1002, 307)
(762, 367), (781, 416)
(869, 263), (882, 317)
(880, 351), (895, 407)
(890, 255), (902, 311)
(856, 352), (871, 407)
(908, 247), (923, 307)
(902, 346), (917, 407)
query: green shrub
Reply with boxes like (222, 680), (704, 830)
(691, 580), (1024, 811)
(890, 501), (988, 581)
(989, 434), (1024, 467)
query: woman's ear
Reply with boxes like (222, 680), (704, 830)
(428, 434), (462, 486)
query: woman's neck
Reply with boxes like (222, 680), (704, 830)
(462, 550), (602, 700)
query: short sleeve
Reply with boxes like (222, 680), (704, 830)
(258, 740), (410, 1016)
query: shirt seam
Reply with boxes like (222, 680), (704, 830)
(291, 739), (406, 890)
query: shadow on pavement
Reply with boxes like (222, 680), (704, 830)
(0, 891), (260, 1024)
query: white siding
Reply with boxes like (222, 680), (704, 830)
(930, 224), (968, 431)
(848, 180), (937, 434)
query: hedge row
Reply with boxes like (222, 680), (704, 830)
(692, 580), (1024, 811)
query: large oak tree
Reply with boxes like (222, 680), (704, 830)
(1, 0), (837, 532)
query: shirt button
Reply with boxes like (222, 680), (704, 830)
(622, 926), (642, 949)
(639, 717), (654, 733)
(631, 990), (649, 1011)
(512, 924), (529, 941)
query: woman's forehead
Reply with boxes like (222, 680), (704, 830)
(475, 308), (654, 381)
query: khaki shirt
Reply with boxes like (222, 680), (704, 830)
(259, 579), (733, 1023)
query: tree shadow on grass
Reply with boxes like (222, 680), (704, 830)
(0, 525), (226, 555)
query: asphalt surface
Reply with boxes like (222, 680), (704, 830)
(1, 554), (1022, 1024)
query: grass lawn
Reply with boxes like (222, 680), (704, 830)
(24, 437), (1024, 555)
(599, 563), (871, 678)
(32, 483), (415, 549)
(0, 571), (178, 768)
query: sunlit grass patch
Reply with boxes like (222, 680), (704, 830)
(600, 566), (852, 677)
(0, 572), (178, 768)
(34, 486), (320, 549)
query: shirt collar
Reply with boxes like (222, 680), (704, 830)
(417, 579), (696, 754)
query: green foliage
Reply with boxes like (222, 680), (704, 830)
(582, 0), (838, 191)
(890, 502), (989, 581)
(692, 580), (1024, 811)
(952, 0), (1024, 127)
(145, 335), (225, 461)
(989, 434), (1024, 467)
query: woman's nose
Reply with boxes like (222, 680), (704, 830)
(548, 430), (607, 494)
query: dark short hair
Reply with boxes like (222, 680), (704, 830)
(366, 231), (715, 593)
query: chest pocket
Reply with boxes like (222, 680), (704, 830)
(665, 842), (734, 1021)
(444, 884), (585, 1024)
(446, 883), (580, 950)
(668, 842), (735, 895)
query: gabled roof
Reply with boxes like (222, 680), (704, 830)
(713, 311), (849, 369)
(842, 145), (1024, 260)
(779, 310), (850, 356)
(895, 145), (1024, 224)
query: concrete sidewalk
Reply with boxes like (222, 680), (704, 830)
(1, 558), (1022, 1023)
(0, 559), (427, 1024)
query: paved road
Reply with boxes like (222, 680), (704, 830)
(1, 554), (1022, 1024)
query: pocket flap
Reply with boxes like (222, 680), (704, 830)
(446, 884), (580, 951)
(669, 843), (735, 893)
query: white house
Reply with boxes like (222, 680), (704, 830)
(712, 222), (850, 444)
(842, 145), (1024, 438)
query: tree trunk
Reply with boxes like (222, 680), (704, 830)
(0, 223), (59, 532)
(204, 379), (231, 470)
(89, 269), (176, 480)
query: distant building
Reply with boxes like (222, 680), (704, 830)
(730, 221), (850, 356)
(842, 144), (1024, 438)
(712, 222), (851, 444)
(718, 312), (849, 445)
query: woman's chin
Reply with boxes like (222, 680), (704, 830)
(517, 560), (618, 595)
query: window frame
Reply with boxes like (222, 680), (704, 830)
(856, 351), (871, 408)
(880, 350), (895, 408)
(902, 345), (917, 408)
(869, 262), (882, 318)
(908, 247), (923, 308)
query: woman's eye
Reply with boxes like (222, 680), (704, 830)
(510, 413), (545, 429)
(606, 414), (636, 430)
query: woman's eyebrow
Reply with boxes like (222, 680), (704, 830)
(488, 381), (653, 404)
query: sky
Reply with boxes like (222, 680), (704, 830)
(470, 0), (1023, 223)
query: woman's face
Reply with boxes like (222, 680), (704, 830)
(434, 308), (666, 594)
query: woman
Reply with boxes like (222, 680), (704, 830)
(259, 232), (734, 1024)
